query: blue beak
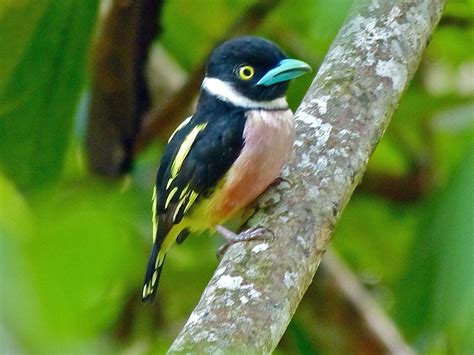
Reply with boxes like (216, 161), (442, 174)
(256, 58), (312, 86)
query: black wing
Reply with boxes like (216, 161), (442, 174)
(153, 102), (247, 241)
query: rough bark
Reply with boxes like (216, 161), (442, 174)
(168, 0), (445, 353)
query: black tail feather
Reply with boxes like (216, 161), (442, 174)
(142, 242), (165, 303)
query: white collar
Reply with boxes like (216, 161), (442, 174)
(202, 77), (288, 110)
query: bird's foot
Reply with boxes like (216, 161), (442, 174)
(215, 224), (273, 259)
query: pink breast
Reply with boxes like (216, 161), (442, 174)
(209, 109), (294, 223)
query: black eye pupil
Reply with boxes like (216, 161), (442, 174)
(243, 69), (251, 76)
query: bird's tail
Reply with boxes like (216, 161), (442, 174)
(142, 241), (165, 303)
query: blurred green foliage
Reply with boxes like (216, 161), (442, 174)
(0, 0), (473, 354)
(0, 0), (98, 190)
(397, 146), (474, 353)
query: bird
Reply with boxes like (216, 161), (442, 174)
(142, 36), (311, 302)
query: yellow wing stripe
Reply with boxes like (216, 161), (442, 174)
(168, 116), (192, 143)
(180, 184), (190, 199)
(171, 189), (201, 223)
(173, 198), (186, 222)
(184, 190), (199, 214)
(170, 123), (207, 179)
(164, 123), (206, 194)
(165, 187), (178, 209)
(158, 122), (208, 229)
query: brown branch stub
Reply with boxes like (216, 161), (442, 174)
(168, 0), (446, 353)
(86, 0), (164, 176)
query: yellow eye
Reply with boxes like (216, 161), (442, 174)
(238, 65), (254, 80)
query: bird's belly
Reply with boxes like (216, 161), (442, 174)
(207, 109), (294, 224)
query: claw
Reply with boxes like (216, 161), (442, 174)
(215, 225), (273, 259)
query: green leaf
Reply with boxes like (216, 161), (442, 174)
(0, 1), (98, 190)
(0, 2), (49, 93)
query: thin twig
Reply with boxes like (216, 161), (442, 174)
(321, 251), (415, 355)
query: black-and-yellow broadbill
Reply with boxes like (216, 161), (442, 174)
(142, 36), (311, 302)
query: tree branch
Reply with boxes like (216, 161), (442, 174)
(168, 0), (445, 353)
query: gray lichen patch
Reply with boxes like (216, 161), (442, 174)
(375, 59), (408, 92)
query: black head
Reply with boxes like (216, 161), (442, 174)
(206, 36), (310, 102)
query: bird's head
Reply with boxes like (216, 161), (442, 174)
(204, 36), (311, 104)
